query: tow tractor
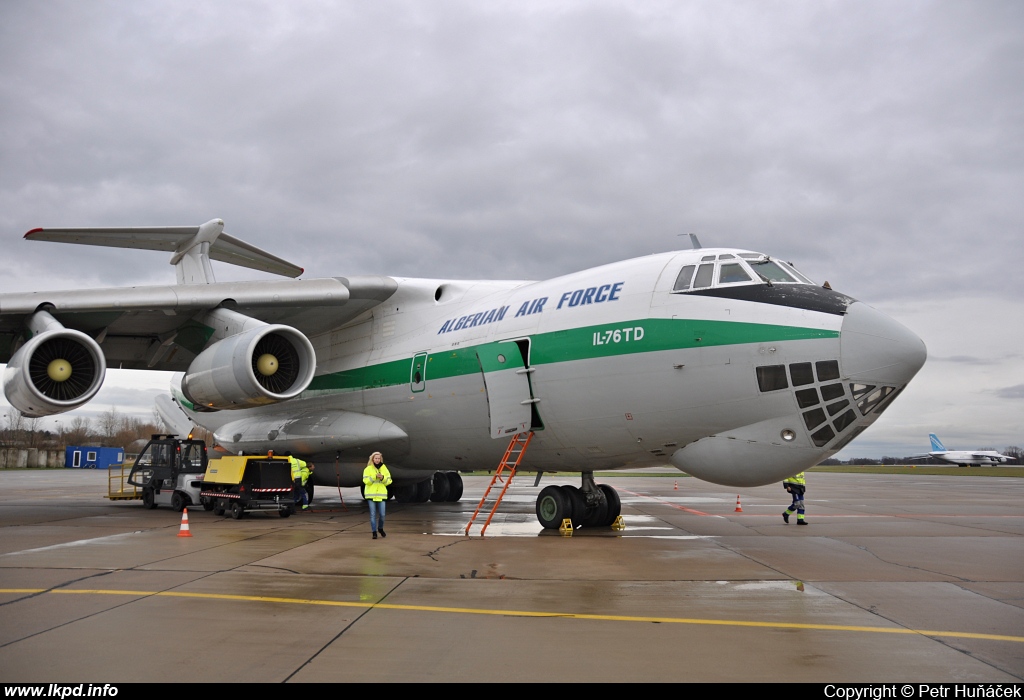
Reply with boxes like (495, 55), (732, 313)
(199, 455), (297, 519)
(126, 434), (209, 512)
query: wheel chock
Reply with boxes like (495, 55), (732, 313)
(611, 515), (626, 531)
(559, 518), (573, 536)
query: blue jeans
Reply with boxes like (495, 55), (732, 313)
(368, 499), (386, 532)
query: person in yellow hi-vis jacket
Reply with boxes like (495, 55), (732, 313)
(782, 472), (807, 525)
(363, 451), (392, 539)
(289, 454), (312, 511)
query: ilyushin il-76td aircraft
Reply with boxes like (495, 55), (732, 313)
(0, 219), (927, 529)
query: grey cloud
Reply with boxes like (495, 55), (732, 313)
(994, 384), (1024, 400)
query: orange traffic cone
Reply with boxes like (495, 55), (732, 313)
(734, 495), (743, 512)
(674, 481), (678, 490)
(177, 507), (193, 537)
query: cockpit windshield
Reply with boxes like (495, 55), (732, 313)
(750, 259), (796, 283)
(672, 252), (814, 293)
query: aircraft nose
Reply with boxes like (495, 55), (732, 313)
(840, 302), (926, 385)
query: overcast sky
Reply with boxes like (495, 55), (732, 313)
(1, 1), (1021, 458)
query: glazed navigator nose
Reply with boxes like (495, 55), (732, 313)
(840, 302), (927, 385)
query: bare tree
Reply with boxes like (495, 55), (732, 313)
(65, 416), (93, 446)
(25, 416), (42, 448)
(1, 410), (26, 447)
(98, 407), (125, 446)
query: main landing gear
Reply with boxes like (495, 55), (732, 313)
(535, 472), (621, 529)
(392, 471), (464, 503)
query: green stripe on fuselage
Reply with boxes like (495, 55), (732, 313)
(306, 318), (838, 394)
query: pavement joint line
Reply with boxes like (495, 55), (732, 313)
(612, 490), (1023, 518)
(2, 587), (1021, 644)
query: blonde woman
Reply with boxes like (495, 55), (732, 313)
(362, 452), (393, 539)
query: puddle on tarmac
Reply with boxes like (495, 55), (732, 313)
(427, 513), (714, 538)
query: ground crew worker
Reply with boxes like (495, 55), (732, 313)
(782, 472), (807, 525)
(363, 451), (392, 539)
(289, 454), (312, 511)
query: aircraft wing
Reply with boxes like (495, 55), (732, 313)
(0, 275), (397, 370)
(25, 224), (304, 278)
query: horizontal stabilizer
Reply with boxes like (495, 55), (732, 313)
(215, 410), (409, 455)
(25, 220), (303, 279)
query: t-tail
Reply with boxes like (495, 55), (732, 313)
(929, 433), (947, 452)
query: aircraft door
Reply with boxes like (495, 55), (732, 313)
(410, 352), (427, 393)
(476, 340), (536, 439)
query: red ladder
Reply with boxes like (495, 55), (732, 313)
(465, 431), (534, 536)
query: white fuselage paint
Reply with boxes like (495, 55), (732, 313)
(176, 248), (925, 488)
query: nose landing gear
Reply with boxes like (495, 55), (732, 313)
(535, 472), (621, 529)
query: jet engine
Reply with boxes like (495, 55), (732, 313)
(180, 324), (315, 410)
(3, 312), (106, 417)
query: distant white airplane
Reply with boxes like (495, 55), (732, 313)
(1, 220), (928, 529)
(912, 433), (1011, 466)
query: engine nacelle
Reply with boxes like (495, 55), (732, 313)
(3, 329), (106, 417)
(180, 325), (315, 410)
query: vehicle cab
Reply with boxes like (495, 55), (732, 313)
(127, 434), (209, 511)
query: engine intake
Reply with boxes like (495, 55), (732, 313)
(3, 327), (106, 417)
(180, 325), (315, 410)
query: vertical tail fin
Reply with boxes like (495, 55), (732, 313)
(929, 433), (946, 452)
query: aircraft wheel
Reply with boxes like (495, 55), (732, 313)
(414, 478), (432, 503)
(560, 486), (586, 527)
(230, 501), (244, 519)
(171, 491), (186, 513)
(536, 485), (569, 529)
(583, 496), (608, 528)
(393, 484), (417, 503)
(445, 472), (464, 502)
(599, 484), (621, 526)
(430, 472), (451, 502)
(142, 488), (157, 510)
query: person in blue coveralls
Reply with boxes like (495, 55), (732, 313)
(782, 472), (808, 525)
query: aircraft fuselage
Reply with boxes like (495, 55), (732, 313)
(177, 247), (927, 489)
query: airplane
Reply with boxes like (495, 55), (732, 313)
(0, 219), (927, 529)
(910, 433), (1011, 466)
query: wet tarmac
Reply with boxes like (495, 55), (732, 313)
(0, 469), (1022, 682)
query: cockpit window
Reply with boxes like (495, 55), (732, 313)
(692, 263), (714, 289)
(778, 261), (813, 284)
(750, 259), (796, 283)
(673, 265), (696, 291)
(671, 252), (815, 294)
(718, 263), (751, 284)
